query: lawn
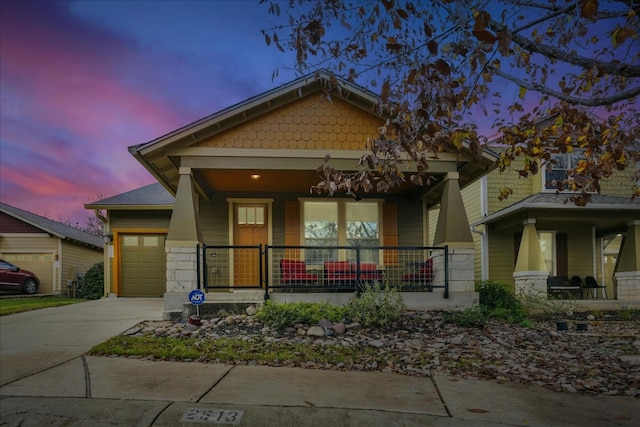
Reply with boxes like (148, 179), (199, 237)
(0, 296), (83, 316)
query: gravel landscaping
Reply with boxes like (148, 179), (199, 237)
(121, 310), (640, 398)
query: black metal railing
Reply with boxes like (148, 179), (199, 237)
(200, 244), (449, 298)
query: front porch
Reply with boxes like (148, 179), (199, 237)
(165, 243), (479, 319)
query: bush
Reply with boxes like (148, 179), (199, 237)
(347, 282), (405, 328)
(446, 281), (529, 327)
(257, 300), (347, 331)
(80, 262), (104, 300)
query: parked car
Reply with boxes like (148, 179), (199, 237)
(0, 259), (39, 294)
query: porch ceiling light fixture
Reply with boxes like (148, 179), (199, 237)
(250, 174), (261, 180)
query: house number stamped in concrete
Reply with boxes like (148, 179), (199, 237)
(180, 407), (243, 425)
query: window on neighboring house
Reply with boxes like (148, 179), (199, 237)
(303, 200), (380, 264)
(543, 151), (585, 191)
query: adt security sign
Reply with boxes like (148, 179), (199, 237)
(189, 289), (205, 305)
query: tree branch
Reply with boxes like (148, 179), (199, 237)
(489, 21), (640, 78)
(491, 67), (640, 105)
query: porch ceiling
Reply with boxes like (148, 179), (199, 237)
(195, 169), (421, 195)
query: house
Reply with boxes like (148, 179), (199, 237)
(85, 72), (499, 319)
(428, 144), (640, 301)
(0, 202), (103, 295)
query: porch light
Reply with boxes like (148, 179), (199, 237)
(250, 174), (261, 180)
(102, 233), (113, 244)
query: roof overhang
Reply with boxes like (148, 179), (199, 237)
(472, 194), (640, 236)
(129, 72), (499, 205)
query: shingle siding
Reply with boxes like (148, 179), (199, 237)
(197, 96), (382, 151)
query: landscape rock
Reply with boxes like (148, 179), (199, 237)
(128, 311), (639, 398)
(306, 326), (325, 337)
(332, 322), (346, 335)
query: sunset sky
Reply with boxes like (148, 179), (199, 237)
(3, 1), (631, 227)
(0, 0), (297, 224)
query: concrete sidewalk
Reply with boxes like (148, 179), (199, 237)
(1, 298), (638, 426)
(1, 356), (638, 426)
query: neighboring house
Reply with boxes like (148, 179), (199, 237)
(0, 202), (103, 295)
(428, 145), (640, 300)
(86, 72), (499, 318)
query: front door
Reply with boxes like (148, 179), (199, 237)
(233, 203), (268, 287)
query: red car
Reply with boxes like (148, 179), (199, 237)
(0, 259), (39, 294)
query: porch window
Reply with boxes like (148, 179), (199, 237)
(538, 231), (556, 275)
(543, 151), (585, 191)
(303, 200), (380, 264)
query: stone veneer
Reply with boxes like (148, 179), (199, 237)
(614, 271), (640, 301)
(432, 247), (476, 296)
(166, 245), (199, 292)
(513, 271), (549, 297)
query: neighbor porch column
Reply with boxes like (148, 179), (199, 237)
(615, 220), (640, 301)
(164, 167), (204, 319)
(432, 172), (476, 307)
(513, 219), (548, 297)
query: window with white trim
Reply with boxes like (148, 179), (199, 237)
(302, 200), (380, 264)
(542, 151), (585, 191)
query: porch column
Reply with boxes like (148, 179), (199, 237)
(164, 167), (204, 319)
(615, 221), (640, 301)
(432, 172), (476, 306)
(513, 219), (548, 297)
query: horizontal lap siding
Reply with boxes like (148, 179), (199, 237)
(60, 242), (102, 291)
(462, 181), (483, 280)
(488, 230), (517, 284)
(200, 195), (231, 245)
(0, 235), (57, 252)
(397, 199), (423, 246)
(110, 211), (171, 229)
(599, 168), (635, 197)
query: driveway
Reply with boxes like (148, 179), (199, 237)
(0, 297), (163, 385)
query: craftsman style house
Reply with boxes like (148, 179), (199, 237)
(87, 73), (639, 318)
(86, 73), (498, 318)
(428, 145), (639, 300)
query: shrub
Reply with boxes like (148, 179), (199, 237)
(257, 300), (347, 331)
(80, 262), (104, 300)
(347, 282), (405, 328)
(447, 281), (529, 327)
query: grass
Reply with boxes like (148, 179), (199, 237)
(88, 335), (411, 368)
(0, 296), (83, 316)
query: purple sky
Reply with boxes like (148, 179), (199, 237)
(0, 0), (297, 224)
(4, 1), (628, 226)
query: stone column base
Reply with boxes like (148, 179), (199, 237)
(513, 271), (549, 297)
(614, 271), (640, 301)
(432, 247), (475, 294)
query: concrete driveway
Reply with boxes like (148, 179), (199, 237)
(0, 297), (163, 385)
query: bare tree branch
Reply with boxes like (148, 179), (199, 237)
(491, 66), (640, 105)
(489, 20), (640, 78)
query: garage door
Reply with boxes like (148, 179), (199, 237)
(120, 234), (166, 297)
(2, 253), (53, 294)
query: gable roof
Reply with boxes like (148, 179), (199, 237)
(85, 183), (174, 210)
(0, 202), (103, 249)
(128, 71), (499, 204)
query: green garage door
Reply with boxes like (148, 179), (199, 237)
(120, 234), (166, 297)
